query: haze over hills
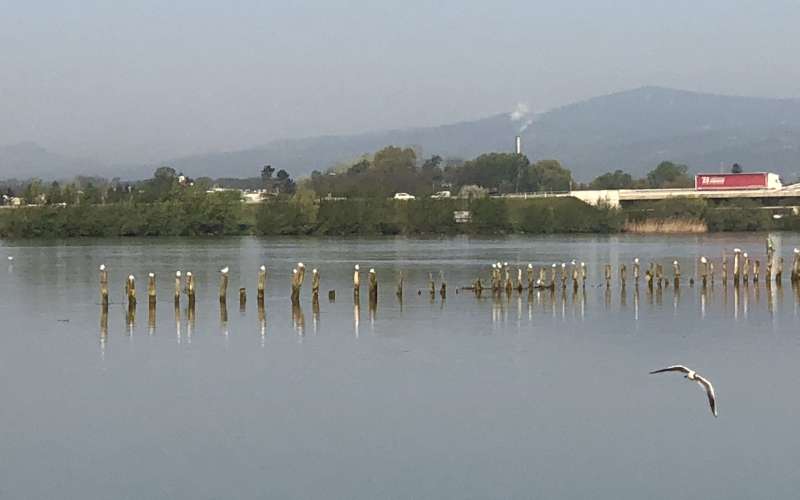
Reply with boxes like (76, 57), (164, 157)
(4, 86), (800, 182)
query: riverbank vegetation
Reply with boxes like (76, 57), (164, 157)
(0, 145), (796, 238)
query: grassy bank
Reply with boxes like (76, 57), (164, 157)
(2, 195), (798, 238)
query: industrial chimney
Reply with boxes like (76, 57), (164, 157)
(515, 136), (522, 155)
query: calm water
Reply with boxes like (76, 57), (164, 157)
(1, 234), (800, 499)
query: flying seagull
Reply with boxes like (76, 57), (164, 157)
(650, 365), (718, 417)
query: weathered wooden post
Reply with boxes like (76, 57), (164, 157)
(766, 254), (773, 285)
(147, 272), (156, 308)
(539, 266), (546, 288)
(792, 248), (800, 284)
(549, 263), (557, 290)
(396, 271), (404, 299)
(127, 274), (137, 308)
(291, 267), (302, 304)
(619, 264), (627, 288)
(754, 260), (761, 284)
(580, 262), (587, 289)
(572, 265), (579, 293)
(429, 272), (436, 297)
(560, 263), (567, 289)
(721, 251), (728, 283)
(186, 272), (195, 310)
(99, 264), (109, 307)
(353, 264), (361, 301)
(239, 287), (247, 311)
(655, 263), (663, 289)
(440, 271), (447, 298)
(174, 271), (181, 308)
(776, 257), (784, 285)
(645, 263), (653, 291)
(733, 248), (741, 286)
(257, 265), (267, 303)
(219, 266), (229, 304)
(742, 253), (750, 284)
(297, 262), (306, 286)
(147, 273), (156, 332)
(312, 268), (320, 299)
(604, 264), (611, 288)
(368, 268), (378, 305)
(516, 268), (523, 293)
(633, 258), (640, 285)
(672, 260), (680, 288)
(709, 261), (715, 285)
(527, 263), (534, 290)
(700, 256), (708, 288)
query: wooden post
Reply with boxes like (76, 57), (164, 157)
(721, 252), (728, 283)
(700, 256), (708, 288)
(645, 263), (653, 291)
(527, 264), (534, 290)
(560, 263), (567, 289)
(776, 257), (784, 285)
(99, 264), (109, 306)
(297, 263), (306, 287)
(539, 266), (547, 288)
(709, 261), (715, 285)
(291, 267), (301, 304)
(572, 265), (579, 293)
(368, 268), (378, 302)
(604, 264), (611, 288)
(742, 253), (750, 283)
(239, 287), (247, 311)
(312, 268), (320, 299)
(516, 268), (523, 293)
(186, 272), (195, 310)
(219, 266), (229, 303)
(754, 260), (760, 284)
(353, 264), (361, 301)
(619, 264), (627, 288)
(429, 272), (436, 297)
(396, 271), (404, 299)
(672, 260), (680, 288)
(655, 264), (663, 288)
(440, 271), (447, 298)
(504, 265), (513, 295)
(580, 262), (587, 288)
(549, 264), (557, 290)
(147, 272), (156, 308)
(174, 271), (181, 307)
(257, 265), (267, 302)
(792, 248), (800, 284)
(127, 274), (137, 307)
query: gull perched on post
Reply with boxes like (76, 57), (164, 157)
(650, 365), (718, 417)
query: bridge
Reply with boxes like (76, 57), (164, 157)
(500, 184), (800, 209)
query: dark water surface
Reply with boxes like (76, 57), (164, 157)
(1, 234), (799, 499)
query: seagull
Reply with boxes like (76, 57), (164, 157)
(650, 365), (717, 417)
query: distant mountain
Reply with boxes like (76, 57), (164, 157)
(6, 87), (800, 182)
(0, 142), (103, 180)
(157, 86), (800, 181)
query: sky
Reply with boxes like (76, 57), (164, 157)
(2, 0), (800, 164)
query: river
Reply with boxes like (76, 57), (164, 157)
(1, 234), (799, 499)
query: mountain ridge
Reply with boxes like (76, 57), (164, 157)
(4, 86), (800, 181)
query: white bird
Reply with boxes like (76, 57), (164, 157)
(650, 365), (717, 417)
(220, 266), (229, 274)
(7, 256), (13, 261)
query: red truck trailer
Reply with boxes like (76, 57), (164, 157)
(694, 172), (782, 191)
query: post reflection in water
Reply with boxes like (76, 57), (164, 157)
(186, 303), (195, 343)
(100, 306), (108, 353)
(292, 301), (305, 336)
(633, 285), (639, 321)
(312, 296), (320, 335)
(125, 303), (135, 336)
(220, 301), (229, 337)
(148, 304), (156, 336)
(175, 303), (181, 344)
(353, 301), (360, 338)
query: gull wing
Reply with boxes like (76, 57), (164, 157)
(649, 365), (691, 375)
(695, 375), (718, 417)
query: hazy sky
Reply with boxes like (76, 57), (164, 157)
(2, 0), (800, 164)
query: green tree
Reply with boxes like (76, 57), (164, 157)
(731, 163), (743, 174)
(589, 169), (633, 189)
(455, 153), (530, 192)
(530, 160), (572, 192)
(646, 161), (692, 188)
(45, 181), (63, 205)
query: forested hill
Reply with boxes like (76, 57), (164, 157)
(157, 87), (800, 181)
